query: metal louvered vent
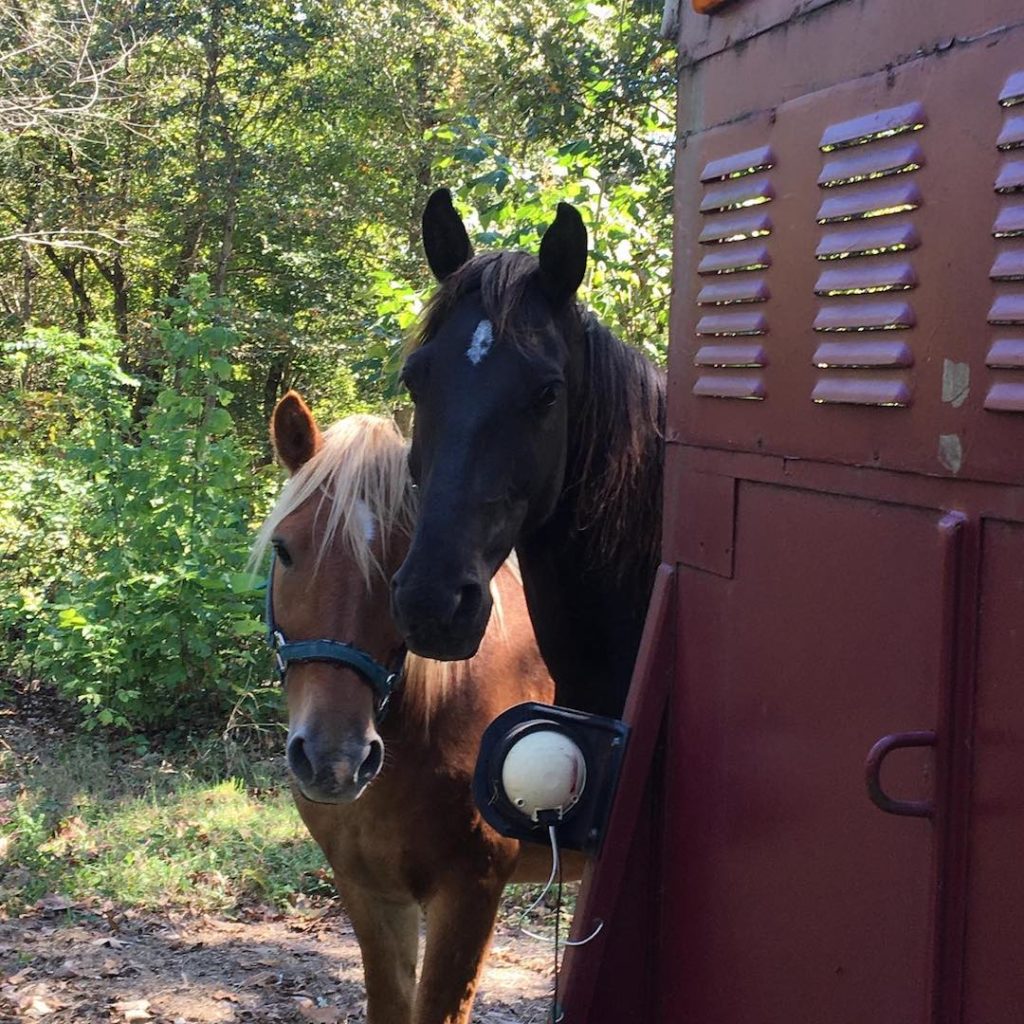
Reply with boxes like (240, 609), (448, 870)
(812, 103), (926, 407)
(693, 145), (774, 401)
(987, 72), (1024, 413)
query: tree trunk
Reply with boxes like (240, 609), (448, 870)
(170, 0), (225, 298)
(43, 245), (94, 336)
(262, 355), (290, 423)
(19, 240), (34, 322)
(212, 144), (239, 297)
(91, 251), (130, 344)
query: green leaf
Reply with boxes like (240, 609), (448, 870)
(206, 408), (233, 435)
(58, 608), (89, 629)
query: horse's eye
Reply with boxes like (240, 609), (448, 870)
(534, 383), (562, 411)
(400, 351), (430, 403)
(272, 540), (293, 567)
(397, 376), (417, 403)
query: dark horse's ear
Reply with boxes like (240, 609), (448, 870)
(538, 202), (588, 306)
(422, 188), (473, 281)
(271, 390), (322, 475)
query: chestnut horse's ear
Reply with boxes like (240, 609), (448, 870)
(538, 202), (588, 306)
(271, 390), (322, 474)
(422, 188), (473, 281)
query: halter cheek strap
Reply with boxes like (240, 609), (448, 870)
(264, 553), (405, 718)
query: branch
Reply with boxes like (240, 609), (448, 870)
(0, 1), (148, 144)
(0, 228), (130, 253)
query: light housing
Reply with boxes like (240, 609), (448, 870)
(473, 702), (629, 853)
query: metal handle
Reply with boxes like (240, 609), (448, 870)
(865, 730), (937, 818)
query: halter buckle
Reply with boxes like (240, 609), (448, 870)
(272, 631), (287, 675)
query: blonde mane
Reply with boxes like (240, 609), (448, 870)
(252, 414), (415, 585)
(251, 412), (510, 726)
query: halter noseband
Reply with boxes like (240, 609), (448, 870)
(264, 552), (405, 719)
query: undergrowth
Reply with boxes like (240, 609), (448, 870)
(0, 690), (327, 917)
(0, 683), (574, 929)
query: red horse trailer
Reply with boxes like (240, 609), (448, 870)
(559, 1), (1024, 1021)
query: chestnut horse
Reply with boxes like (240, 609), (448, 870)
(391, 189), (666, 719)
(254, 392), (579, 1024)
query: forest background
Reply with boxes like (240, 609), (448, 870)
(0, 0), (674, 741)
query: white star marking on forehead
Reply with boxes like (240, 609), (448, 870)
(466, 319), (494, 366)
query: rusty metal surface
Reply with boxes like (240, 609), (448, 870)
(677, 0), (1024, 110)
(558, 566), (677, 1023)
(961, 518), (1024, 1021)
(561, 4), (1024, 1023)
(670, 24), (1024, 486)
(678, 0), (844, 64)
(662, 484), (947, 1022)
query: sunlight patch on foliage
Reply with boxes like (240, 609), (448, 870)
(2, 776), (323, 915)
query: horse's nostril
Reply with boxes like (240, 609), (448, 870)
(455, 581), (483, 624)
(359, 738), (384, 784)
(287, 734), (315, 785)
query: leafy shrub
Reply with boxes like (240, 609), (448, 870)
(0, 277), (276, 732)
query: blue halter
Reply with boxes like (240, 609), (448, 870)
(264, 552), (404, 719)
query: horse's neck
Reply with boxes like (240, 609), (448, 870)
(516, 322), (665, 717)
(517, 497), (658, 720)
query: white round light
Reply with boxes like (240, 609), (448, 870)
(500, 727), (587, 822)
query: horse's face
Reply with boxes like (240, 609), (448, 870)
(391, 191), (587, 661)
(269, 395), (408, 804)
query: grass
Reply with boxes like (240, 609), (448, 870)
(0, 730), (328, 917)
(0, 689), (575, 928)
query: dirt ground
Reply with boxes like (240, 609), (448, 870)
(0, 897), (557, 1023)
(0, 685), (562, 1023)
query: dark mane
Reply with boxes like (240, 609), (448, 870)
(412, 249), (665, 584)
(569, 312), (665, 584)
(410, 250), (545, 354)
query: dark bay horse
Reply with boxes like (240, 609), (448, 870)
(255, 392), (580, 1024)
(391, 189), (666, 718)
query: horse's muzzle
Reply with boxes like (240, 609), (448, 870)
(390, 573), (490, 661)
(287, 730), (384, 804)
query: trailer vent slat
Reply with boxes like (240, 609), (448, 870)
(813, 301), (915, 333)
(815, 262), (917, 296)
(988, 295), (1024, 326)
(816, 183), (922, 224)
(819, 103), (926, 152)
(811, 378), (912, 406)
(818, 141), (924, 188)
(813, 341), (913, 369)
(697, 279), (770, 305)
(699, 210), (773, 244)
(816, 224), (919, 261)
(995, 159), (1024, 194)
(986, 340), (1024, 368)
(984, 382), (1024, 411)
(997, 114), (1024, 151)
(696, 312), (769, 337)
(697, 243), (771, 275)
(693, 375), (766, 400)
(699, 146), (776, 183)
(700, 177), (775, 214)
(999, 71), (1024, 108)
(694, 344), (768, 368)
(990, 249), (1024, 281)
(993, 203), (1024, 239)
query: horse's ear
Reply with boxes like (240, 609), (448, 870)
(422, 188), (473, 281)
(271, 390), (322, 474)
(538, 202), (588, 306)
